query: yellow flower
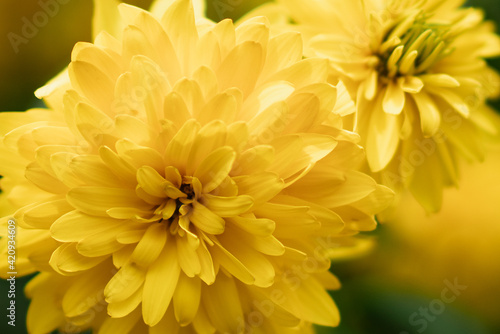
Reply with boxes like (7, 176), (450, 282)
(379, 143), (500, 326)
(252, 0), (500, 212)
(21, 260), (318, 334)
(0, 0), (392, 332)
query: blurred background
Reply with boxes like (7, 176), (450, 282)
(0, 0), (499, 333)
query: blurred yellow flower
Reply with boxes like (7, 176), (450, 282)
(0, 0), (392, 332)
(383, 143), (500, 326)
(251, 0), (500, 212)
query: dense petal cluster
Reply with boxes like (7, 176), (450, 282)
(0, 0), (392, 333)
(252, 0), (500, 211)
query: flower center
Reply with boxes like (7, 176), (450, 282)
(180, 183), (195, 200)
(377, 14), (452, 79)
(152, 179), (196, 234)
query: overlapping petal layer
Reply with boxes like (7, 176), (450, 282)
(250, 0), (500, 212)
(0, 0), (393, 333)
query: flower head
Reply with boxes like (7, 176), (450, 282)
(0, 0), (392, 332)
(255, 0), (500, 212)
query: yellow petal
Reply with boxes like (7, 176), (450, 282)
(400, 76), (424, 93)
(105, 262), (146, 303)
(113, 245), (135, 268)
(228, 216), (275, 236)
(23, 199), (73, 229)
(163, 92), (191, 129)
(201, 194), (253, 217)
(176, 234), (201, 277)
(278, 0), (335, 27)
(116, 229), (147, 244)
(269, 134), (337, 179)
(71, 42), (122, 81)
(409, 152), (443, 213)
(268, 58), (328, 88)
(364, 70), (378, 100)
(76, 232), (124, 257)
(186, 120), (227, 175)
(382, 82), (405, 115)
(131, 223), (167, 267)
(99, 146), (137, 187)
(198, 91), (238, 125)
(67, 187), (152, 217)
(69, 154), (122, 187)
(32, 126), (76, 146)
(136, 166), (169, 198)
(261, 32), (303, 81)
(121, 4), (181, 82)
(151, 0), (206, 20)
(116, 138), (165, 173)
(203, 274), (244, 333)
(25, 274), (66, 334)
(129, 55), (170, 130)
(143, 241), (180, 326)
(149, 305), (179, 334)
(288, 169), (378, 208)
(287, 83), (338, 132)
(107, 285), (143, 318)
(160, 0), (198, 74)
(236, 17), (269, 47)
(233, 172), (283, 206)
(164, 119), (200, 175)
(49, 152), (81, 189)
(274, 195), (345, 235)
(412, 92), (442, 137)
(25, 162), (68, 194)
(194, 146), (236, 193)
(398, 50), (418, 74)
(51, 211), (125, 242)
(69, 61), (115, 113)
(50, 243), (107, 274)
(217, 41), (263, 97)
(218, 234), (275, 288)
(228, 222), (285, 256)
(173, 78), (204, 116)
(366, 98), (401, 171)
(192, 65), (219, 101)
(419, 73), (460, 88)
(282, 276), (340, 327)
(350, 184), (395, 215)
(247, 101), (288, 143)
(173, 274), (201, 326)
(35, 69), (72, 110)
(107, 207), (152, 221)
(92, 0), (122, 39)
(236, 145), (275, 175)
(430, 88), (470, 118)
(196, 240), (215, 285)
(62, 268), (108, 317)
(99, 307), (142, 334)
(189, 201), (225, 234)
(253, 202), (318, 238)
(241, 80), (294, 122)
(196, 30), (223, 71)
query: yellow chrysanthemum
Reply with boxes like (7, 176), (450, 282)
(250, 0), (500, 212)
(0, 0), (392, 332)
(21, 260), (319, 334)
